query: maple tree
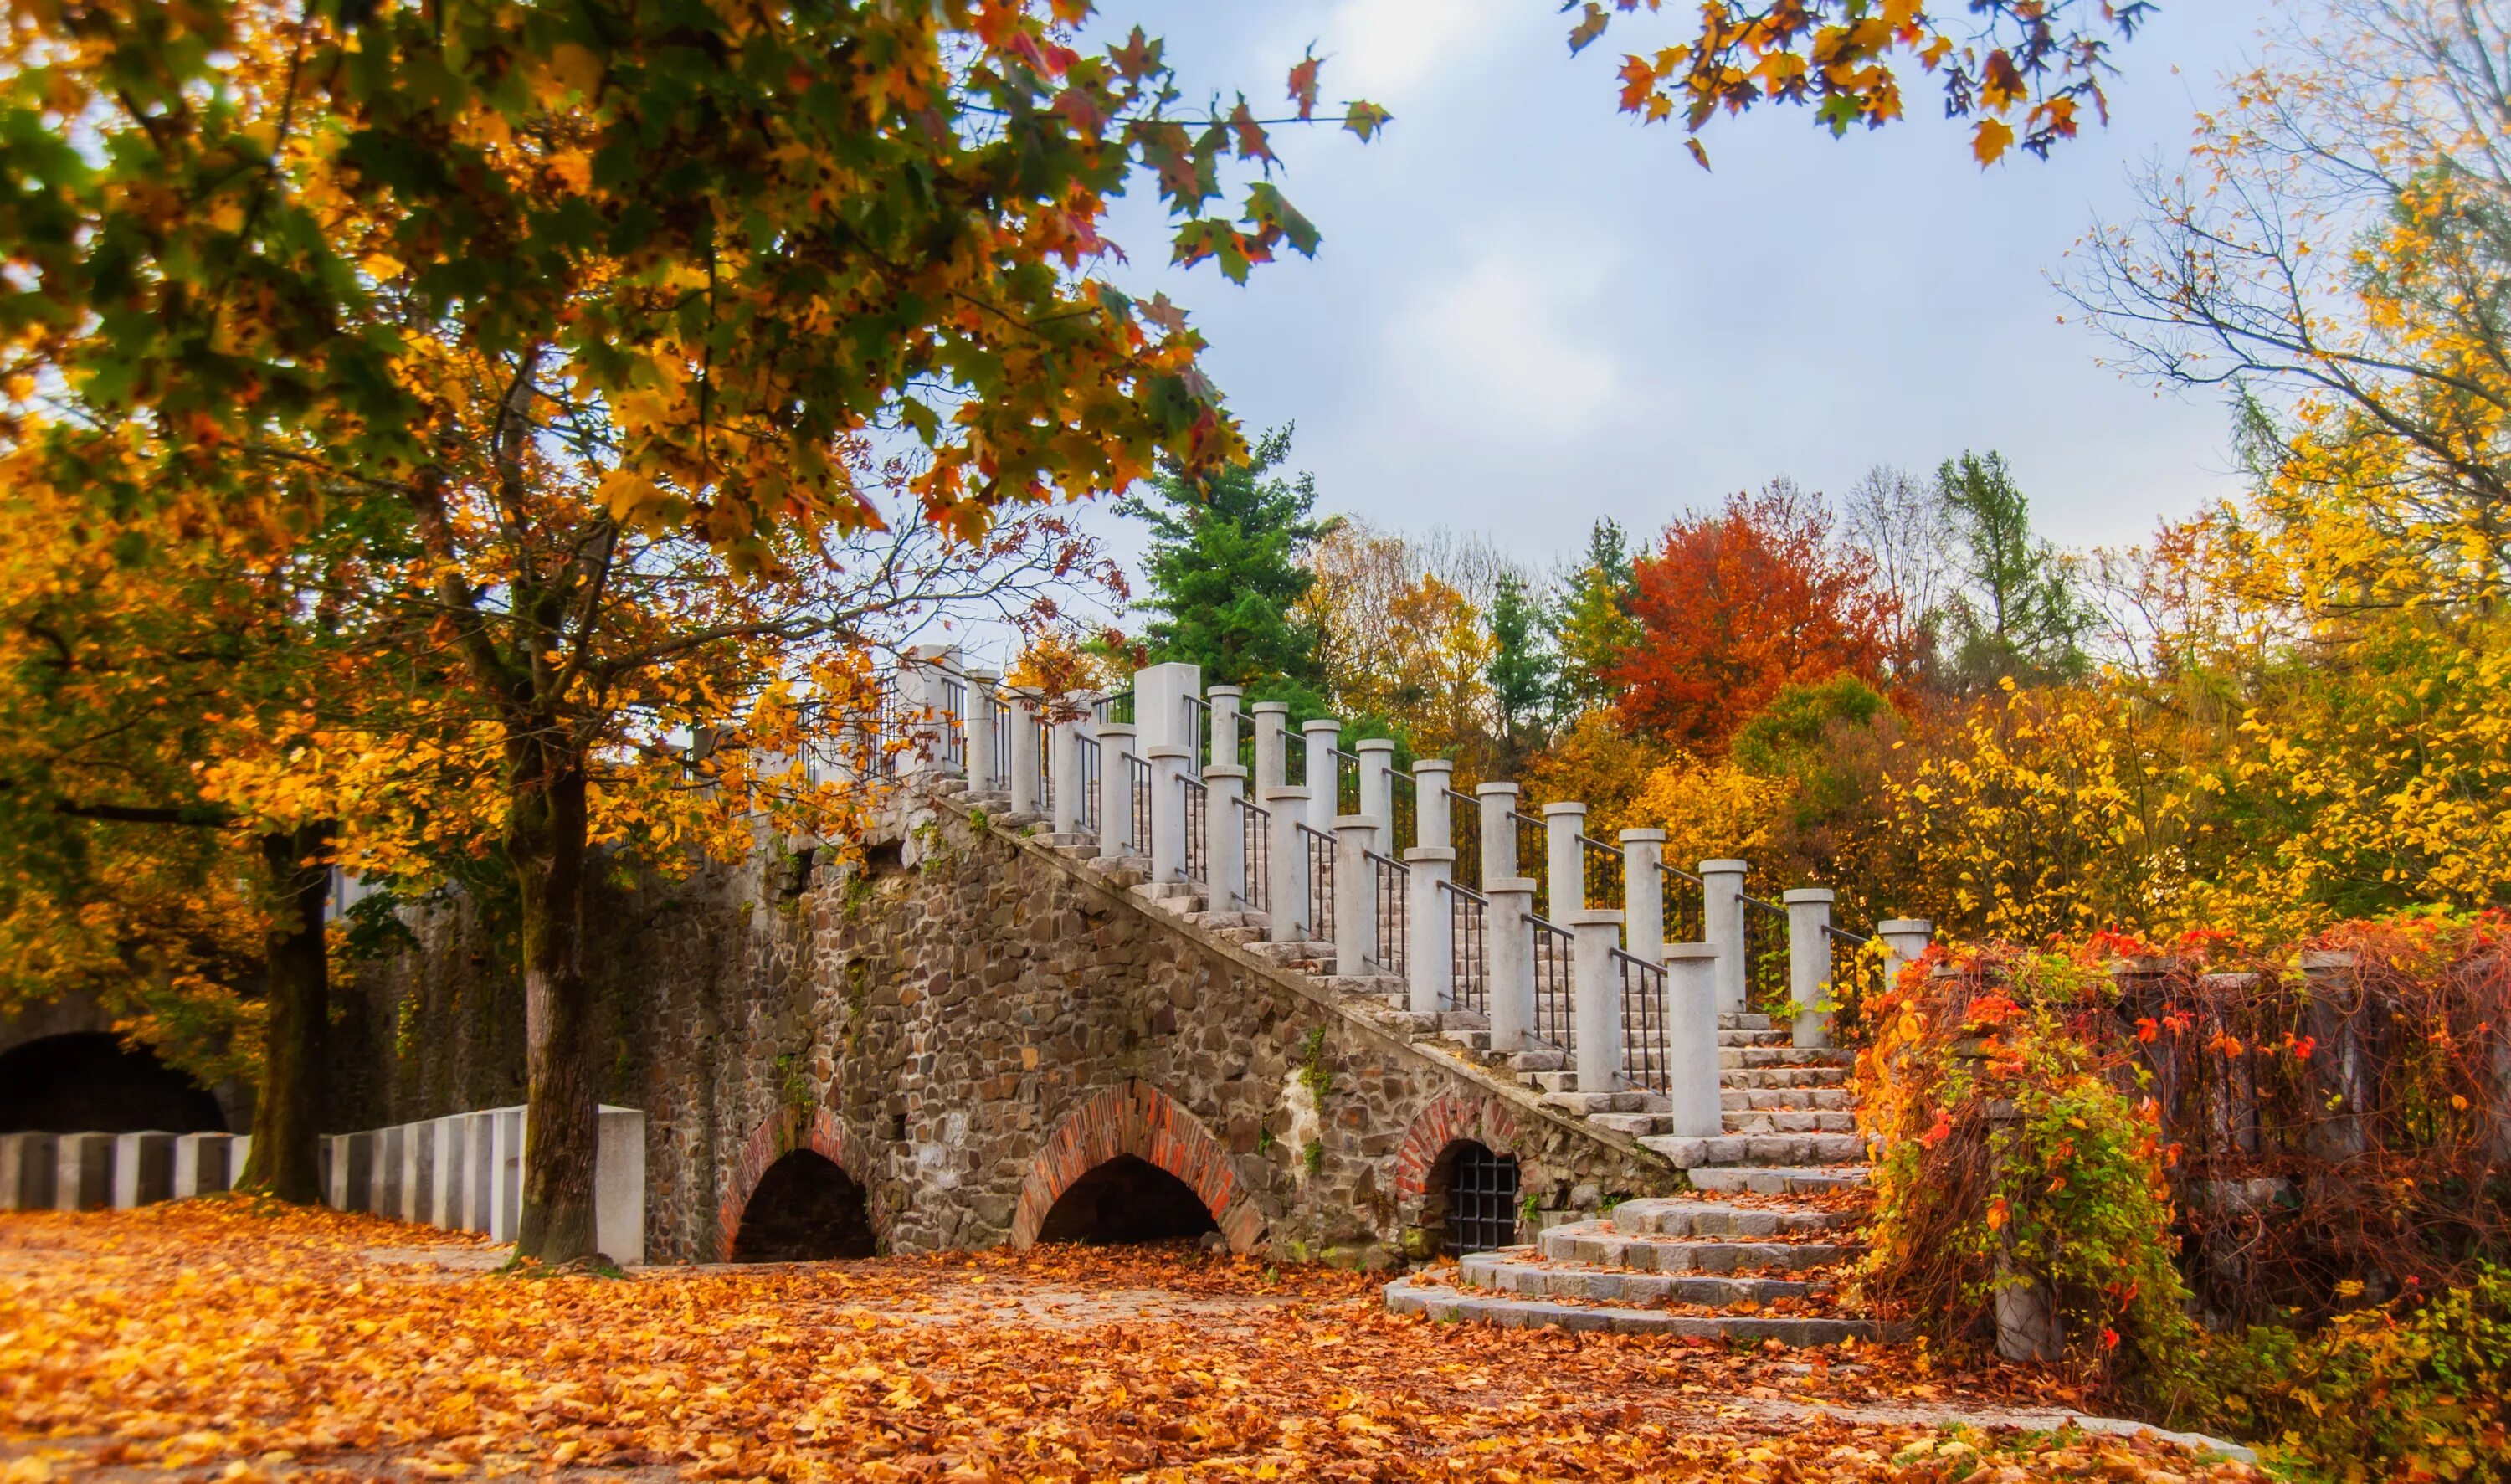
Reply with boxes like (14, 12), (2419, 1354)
(1611, 480), (1900, 754)
(1569, 0), (2155, 167)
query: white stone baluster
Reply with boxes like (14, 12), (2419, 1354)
(1206, 764), (1247, 907)
(1663, 943), (1723, 1137)
(1785, 889), (1836, 1049)
(1050, 711), (1085, 838)
(1620, 829), (1666, 966)
(1476, 783), (1520, 883)
(1263, 784), (1311, 942)
(1207, 686), (1243, 772)
(1412, 758), (1453, 854)
(1005, 689), (1042, 819)
(1405, 847), (1455, 1014)
(1879, 918), (1933, 994)
(963, 669), (1000, 795)
(1484, 878), (1537, 1054)
(1333, 815), (1379, 977)
(1301, 721), (1340, 834)
(1701, 858), (1748, 1014)
(1543, 802), (1587, 919)
(1097, 721), (1136, 859)
(1356, 739), (1395, 858)
(1149, 745), (1189, 884)
(1251, 702), (1289, 793)
(1570, 910), (1625, 1096)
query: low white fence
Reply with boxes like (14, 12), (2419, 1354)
(0, 1129), (249, 1211)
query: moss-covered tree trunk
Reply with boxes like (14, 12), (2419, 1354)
(239, 820), (335, 1203)
(511, 740), (600, 1263)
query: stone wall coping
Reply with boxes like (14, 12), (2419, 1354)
(1402, 847), (1457, 864)
(1661, 943), (1719, 961)
(1566, 908), (1625, 927)
(1354, 738), (1397, 755)
(1616, 829), (1666, 844)
(1539, 802), (1588, 819)
(930, 792), (1662, 1166)
(1481, 877), (1538, 896)
(1782, 888), (1836, 905)
(1300, 719), (1343, 736)
(1699, 859), (1748, 873)
(1472, 782), (1521, 799)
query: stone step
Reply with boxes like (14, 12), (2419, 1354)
(1604, 1198), (1856, 1239)
(1538, 1223), (1857, 1273)
(1716, 1014), (1774, 1032)
(1538, 1091), (1651, 1117)
(1384, 1278), (1900, 1345)
(1456, 1250), (1824, 1307)
(1637, 1132), (1870, 1168)
(1584, 1112), (1669, 1137)
(1721, 1109), (1857, 1135)
(1042, 832), (1096, 849)
(1717, 1029), (1794, 1047)
(1509, 1049), (1568, 1073)
(1723, 1088), (1855, 1112)
(1437, 1028), (1491, 1051)
(1686, 1166), (1870, 1197)
(1719, 1066), (1850, 1090)
(1720, 1047), (1856, 1070)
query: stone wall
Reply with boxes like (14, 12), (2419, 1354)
(338, 793), (1677, 1266)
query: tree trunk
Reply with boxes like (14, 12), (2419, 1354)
(511, 745), (601, 1263)
(239, 821), (334, 1204)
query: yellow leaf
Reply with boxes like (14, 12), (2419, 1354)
(1972, 117), (2014, 166)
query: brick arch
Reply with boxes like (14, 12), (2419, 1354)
(715, 1104), (876, 1261)
(1391, 1087), (1533, 1207)
(1010, 1080), (1266, 1255)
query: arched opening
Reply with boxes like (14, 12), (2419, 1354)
(1034, 1153), (1220, 1246)
(0, 1033), (225, 1135)
(1427, 1140), (1520, 1255)
(729, 1151), (877, 1261)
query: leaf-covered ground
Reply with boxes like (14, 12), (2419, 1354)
(2, 1203), (2262, 1481)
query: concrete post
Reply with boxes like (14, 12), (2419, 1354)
(1, 1133), (58, 1210)
(1263, 785), (1312, 942)
(1485, 879), (1538, 1054)
(1207, 686), (1243, 772)
(463, 1112), (496, 1232)
(963, 669), (1000, 793)
(1356, 739), (1396, 858)
(897, 643), (958, 776)
(595, 1105), (646, 1265)
(112, 1132), (173, 1209)
(1132, 661), (1202, 752)
(1333, 816), (1379, 977)
(1700, 859), (1749, 1014)
(172, 1132), (234, 1199)
(55, 1132), (112, 1210)
(1095, 722), (1137, 858)
(377, 1123), (405, 1219)
(1005, 689), (1041, 818)
(1412, 759), (1454, 854)
(1204, 765), (1248, 909)
(429, 1117), (464, 1230)
(1301, 721), (1340, 833)
(404, 1120), (434, 1223)
(1662, 944), (1723, 1137)
(1405, 848), (1456, 1014)
(1784, 889), (1837, 1049)
(1543, 803), (1589, 919)
(490, 1108), (526, 1240)
(325, 1134), (349, 1210)
(1570, 910), (1626, 1095)
(1476, 783), (1521, 886)
(1878, 918), (1933, 999)
(1148, 745), (1190, 885)
(1620, 830), (1666, 966)
(1250, 702), (1289, 793)
(1050, 713), (1085, 837)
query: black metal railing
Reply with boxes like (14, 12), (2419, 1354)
(986, 696), (1010, 793)
(1333, 747), (1362, 817)
(1235, 795), (1271, 912)
(1037, 718), (1055, 817)
(1301, 821), (1336, 942)
(1513, 809), (1548, 918)
(1125, 752), (1152, 855)
(1182, 776), (1208, 884)
(1447, 788), (1481, 889)
(1531, 912), (1574, 1053)
(1094, 691), (1135, 727)
(1741, 891), (1790, 1015)
(1369, 850), (1408, 977)
(1232, 711), (1256, 771)
(1660, 861), (1705, 944)
(1615, 949), (1670, 1096)
(1825, 923), (1878, 1043)
(1579, 833), (1624, 913)
(1445, 880), (1488, 1015)
(1389, 771), (1417, 854)
(1075, 734), (1103, 835)
(939, 675), (968, 771)
(1182, 694), (1209, 779)
(1283, 734), (1308, 788)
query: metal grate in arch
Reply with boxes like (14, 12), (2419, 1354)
(1441, 1143), (1521, 1256)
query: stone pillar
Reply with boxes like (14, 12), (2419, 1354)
(1476, 783), (1520, 885)
(1412, 758), (1454, 854)
(1148, 745), (1190, 885)
(112, 1132), (174, 1209)
(1333, 816), (1379, 977)
(963, 669), (1000, 794)
(377, 1123), (405, 1220)
(1250, 702), (1290, 793)
(2301, 950), (2370, 1167)
(1096, 721), (1137, 858)
(1405, 848), (1456, 1014)
(1784, 889), (1836, 1049)
(1543, 803), (1588, 919)
(172, 1132), (234, 1199)
(1, 1133), (58, 1210)
(1571, 910), (1625, 1095)
(1005, 688), (1042, 818)
(1207, 686), (1243, 772)
(404, 1120), (434, 1223)
(1263, 785), (1312, 942)
(595, 1105), (646, 1265)
(490, 1108), (526, 1241)
(1700, 859), (1749, 1014)
(429, 1117), (465, 1230)
(1662, 944), (1723, 1137)
(1356, 739), (1396, 858)
(1301, 721), (1340, 833)
(464, 1112), (497, 1232)
(1050, 713), (1085, 837)
(55, 1132), (113, 1211)
(896, 643), (958, 776)
(1131, 661), (1201, 753)
(1485, 878), (1538, 1054)
(1620, 829), (1666, 966)
(1204, 764), (1248, 909)
(1878, 918), (1933, 998)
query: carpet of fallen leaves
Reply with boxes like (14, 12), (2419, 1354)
(1, 1202), (2264, 1482)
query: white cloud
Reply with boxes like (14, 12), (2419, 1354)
(1312, 0), (1512, 100)
(1386, 254), (1625, 438)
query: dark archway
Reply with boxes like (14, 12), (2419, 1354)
(729, 1151), (878, 1261)
(0, 1033), (225, 1135)
(1427, 1140), (1520, 1255)
(1034, 1154), (1221, 1245)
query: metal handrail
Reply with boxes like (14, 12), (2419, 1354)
(1613, 947), (1670, 1095)
(1233, 793), (1271, 912)
(1298, 819), (1336, 941)
(1440, 877), (1488, 1015)
(1657, 860), (1706, 943)
(1181, 694), (1210, 780)
(1528, 910), (1574, 1054)
(1181, 774), (1208, 884)
(1366, 848), (1409, 977)
(1578, 832), (1625, 912)
(1124, 752), (1152, 855)
(1075, 734), (1103, 835)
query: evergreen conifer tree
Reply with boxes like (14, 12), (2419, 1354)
(1118, 428), (1327, 696)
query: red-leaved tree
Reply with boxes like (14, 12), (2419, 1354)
(1611, 481), (1900, 752)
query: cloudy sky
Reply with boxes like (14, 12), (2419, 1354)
(1057, 0), (2284, 593)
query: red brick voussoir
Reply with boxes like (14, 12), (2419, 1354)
(1009, 1080), (1267, 1255)
(714, 1105), (876, 1261)
(1391, 1087), (1533, 1208)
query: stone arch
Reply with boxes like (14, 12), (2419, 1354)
(715, 1105), (876, 1262)
(1392, 1089), (1538, 1256)
(0, 1032), (226, 1135)
(1010, 1080), (1265, 1255)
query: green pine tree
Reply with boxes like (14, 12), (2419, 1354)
(1486, 572), (1555, 769)
(1117, 427), (1327, 696)
(1548, 518), (1641, 720)
(1933, 451), (2094, 689)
